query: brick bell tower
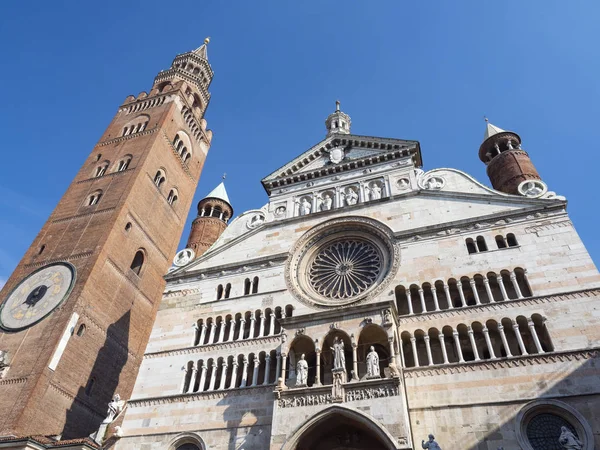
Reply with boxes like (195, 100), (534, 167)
(186, 180), (233, 259)
(0, 39), (214, 438)
(479, 120), (542, 195)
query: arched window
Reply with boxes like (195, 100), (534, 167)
(507, 233), (519, 247)
(117, 156), (131, 172)
(130, 250), (144, 276)
(87, 190), (103, 206)
(123, 114), (149, 137)
(465, 238), (477, 254)
(216, 285), (224, 300)
(154, 170), (166, 188)
(95, 162), (109, 177)
(252, 277), (259, 294)
(38, 245), (46, 255)
(167, 189), (178, 206)
(244, 278), (251, 296)
(224, 283), (231, 299)
(77, 324), (86, 337)
(495, 235), (507, 249)
(476, 236), (488, 252)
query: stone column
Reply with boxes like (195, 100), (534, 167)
(439, 334), (449, 364)
(470, 279), (481, 305)
(281, 353), (287, 383)
(467, 326), (481, 361)
(251, 359), (260, 386)
(237, 318), (246, 341)
(275, 352), (282, 381)
(498, 277), (509, 301)
(334, 186), (341, 209)
(388, 336), (397, 366)
(418, 288), (426, 313)
(483, 277), (495, 303)
(181, 367), (190, 393)
(217, 322), (226, 343)
(219, 361), (228, 390)
(311, 192), (318, 212)
(498, 324), (513, 357)
(240, 357), (249, 387)
(228, 319), (236, 342)
(512, 322), (528, 355)
(189, 366), (198, 393)
(249, 315), (256, 339)
(410, 337), (419, 367)
(443, 283), (454, 309)
(229, 362), (239, 389)
(424, 336), (433, 366)
(510, 272), (524, 299)
(199, 324), (207, 346)
(208, 361), (218, 391)
(192, 323), (199, 346)
(263, 355), (272, 385)
(358, 181), (366, 203)
(352, 342), (359, 379)
(431, 286), (440, 311)
(452, 330), (465, 363)
(208, 322), (216, 344)
(482, 326), (497, 359)
(269, 313), (276, 336)
(259, 311), (266, 337)
(457, 281), (467, 307)
(406, 289), (414, 315)
(315, 348), (322, 386)
(528, 319), (544, 354)
(198, 364), (208, 392)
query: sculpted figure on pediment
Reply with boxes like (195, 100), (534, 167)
(343, 187), (359, 206)
(299, 197), (312, 215)
(368, 182), (383, 200)
(320, 193), (333, 211)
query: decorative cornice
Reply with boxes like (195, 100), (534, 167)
(144, 334), (282, 359)
(397, 288), (600, 325)
(24, 251), (94, 269)
(0, 376), (27, 385)
(127, 384), (273, 407)
(96, 127), (157, 148)
(50, 207), (116, 224)
(403, 348), (599, 378)
(525, 220), (573, 234)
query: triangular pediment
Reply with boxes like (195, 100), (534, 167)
(261, 133), (422, 194)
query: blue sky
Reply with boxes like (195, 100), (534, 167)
(0, 1), (599, 286)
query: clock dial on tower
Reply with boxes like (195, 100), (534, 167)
(0, 263), (75, 331)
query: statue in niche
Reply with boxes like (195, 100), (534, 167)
(559, 427), (583, 450)
(366, 346), (380, 378)
(425, 177), (444, 190)
(397, 178), (410, 189)
(90, 394), (126, 444)
(295, 354), (308, 386)
(321, 193), (333, 211)
(369, 182), (382, 200)
(331, 336), (346, 371)
(299, 198), (312, 215)
(421, 434), (442, 450)
(344, 187), (358, 206)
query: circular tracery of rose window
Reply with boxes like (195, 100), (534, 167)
(308, 239), (382, 299)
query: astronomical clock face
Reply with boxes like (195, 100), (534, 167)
(0, 263), (76, 331)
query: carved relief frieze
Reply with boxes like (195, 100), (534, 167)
(277, 392), (334, 408)
(345, 384), (400, 401)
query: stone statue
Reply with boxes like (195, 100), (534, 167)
(397, 178), (410, 189)
(299, 198), (312, 215)
(425, 177), (444, 190)
(331, 337), (346, 371)
(90, 394), (126, 444)
(369, 183), (382, 200)
(296, 354), (308, 386)
(422, 434), (442, 450)
(366, 346), (380, 378)
(0, 350), (7, 369)
(321, 193), (333, 211)
(344, 188), (358, 206)
(559, 426), (583, 450)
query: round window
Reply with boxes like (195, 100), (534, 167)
(526, 413), (580, 450)
(286, 217), (398, 307)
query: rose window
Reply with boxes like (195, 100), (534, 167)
(308, 239), (382, 299)
(526, 414), (579, 450)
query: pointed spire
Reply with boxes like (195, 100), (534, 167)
(483, 120), (506, 141)
(193, 37), (210, 60)
(204, 181), (230, 205)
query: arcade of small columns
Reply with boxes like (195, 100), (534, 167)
(395, 267), (531, 316)
(400, 313), (553, 368)
(193, 305), (294, 346)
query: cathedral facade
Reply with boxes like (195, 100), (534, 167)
(115, 105), (600, 449)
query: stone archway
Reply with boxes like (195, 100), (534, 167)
(282, 405), (399, 450)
